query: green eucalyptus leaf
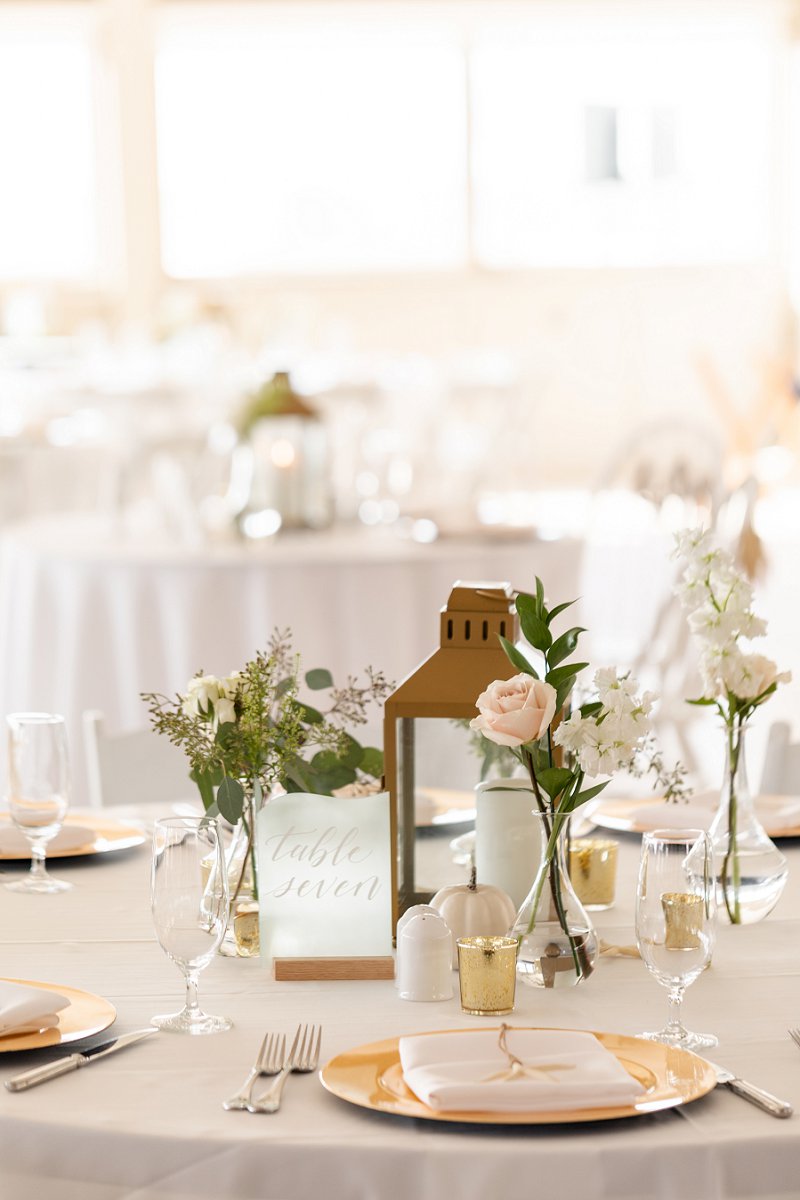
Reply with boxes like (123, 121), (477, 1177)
(283, 761), (313, 792)
(311, 750), (341, 772)
(216, 776), (245, 824)
(338, 734), (363, 769)
(686, 697), (717, 706)
(305, 668), (334, 691)
(516, 594), (552, 652)
(498, 634), (539, 678)
(536, 766), (574, 799)
(297, 702), (324, 725)
(548, 627), (586, 670)
(314, 764), (357, 793)
(579, 701), (603, 718)
(276, 677), (294, 698)
(359, 746), (384, 778)
(546, 599), (577, 625)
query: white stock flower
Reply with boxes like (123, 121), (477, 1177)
(553, 669), (652, 778)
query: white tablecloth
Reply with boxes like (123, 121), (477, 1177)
(0, 515), (581, 797)
(2, 811), (800, 1200)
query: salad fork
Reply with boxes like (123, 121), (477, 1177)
(247, 1024), (322, 1114)
(223, 1032), (285, 1111)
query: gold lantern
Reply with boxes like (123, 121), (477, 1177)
(383, 582), (519, 924)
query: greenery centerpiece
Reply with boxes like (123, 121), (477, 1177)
(470, 578), (653, 986)
(144, 631), (389, 913)
(673, 529), (791, 923)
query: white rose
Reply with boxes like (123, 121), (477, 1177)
(182, 674), (224, 718)
(214, 697), (237, 726)
(471, 675), (557, 748)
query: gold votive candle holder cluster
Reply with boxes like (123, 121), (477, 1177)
(233, 902), (260, 957)
(456, 936), (518, 1016)
(569, 837), (618, 910)
(661, 891), (703, 949)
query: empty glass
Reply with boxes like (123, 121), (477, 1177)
(151, 817), (232, 1035)
(5, 712), (71, 894)
(636, 829), (717, 1050)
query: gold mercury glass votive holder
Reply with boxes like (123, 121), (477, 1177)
(568, 838), (618, 910)
(233, 902), (260, 957)
(661, 891), (703, 950)
(457, 936), (518, 1016)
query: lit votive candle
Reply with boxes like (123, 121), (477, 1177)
(661, 891), (703, 950)
(569, 838), (618, 910)
(457, 936), (517, 1016)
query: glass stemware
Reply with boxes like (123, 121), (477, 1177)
(5, 712), (71, 894)
(151, 816), (232, 1035)
(635, 828), (717, 1051)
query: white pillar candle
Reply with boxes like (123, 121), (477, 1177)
(475, 778), (541, 910)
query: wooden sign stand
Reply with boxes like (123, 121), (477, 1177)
(273, 956), (395, 981)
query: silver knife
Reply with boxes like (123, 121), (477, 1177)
(4, 1027), (158, 1092)
(707, 1060), (793, 1118)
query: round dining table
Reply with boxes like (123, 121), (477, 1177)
(2, 806), (800, 1200)
(0, 514), (584, 797)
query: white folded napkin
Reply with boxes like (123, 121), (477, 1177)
(756, 796), (800, 835)
(0, 980), (70, 1037)
(630, 800), (715, 832)
(399, 1029), (645, 1112)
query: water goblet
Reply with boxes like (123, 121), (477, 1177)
(151, 816), (232, 1035)
(635, 828), (717, 1050)
(5, 712), (71, 894)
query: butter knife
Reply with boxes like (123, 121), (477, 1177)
(707, 1061), (793, 1118)
(5, 1027), (157, 1092)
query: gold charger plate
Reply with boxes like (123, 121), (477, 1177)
(592, 796), (800, 839)
(0, 813), (146, 860)
(0, 978), (116, 1052)
(320, 1027), (716, 1124)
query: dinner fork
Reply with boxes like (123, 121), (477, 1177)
(222, 1032), (285, 1111)
(788, 1028), (800, 1051)
(247, 1024), (322, 1114)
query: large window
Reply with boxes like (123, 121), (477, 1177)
(0, 0), (789, 295)
(0, 5), (99, 282)
(156, 6), (468, 276)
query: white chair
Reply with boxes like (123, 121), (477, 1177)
(759, 722), (800, 795)
(83, 710), (192, 809)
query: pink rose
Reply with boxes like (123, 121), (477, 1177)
(470, 675), (557, 748)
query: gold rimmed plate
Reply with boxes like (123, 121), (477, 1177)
(320, 1027), (716, 1124)
(0, 813), (146, 860)
(0, 979), (116, 1052)
(592, 795), (800, 839)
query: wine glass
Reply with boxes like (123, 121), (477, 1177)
(635, 828), (717, 1050)
(5, 712), (71, 894)
(151, 817), (232, 1035)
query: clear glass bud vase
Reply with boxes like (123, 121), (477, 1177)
(512, 810), (598, 988)
(709, 722), (787, 925)
(218, 802), (260, 958)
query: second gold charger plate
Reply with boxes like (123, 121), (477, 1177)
(0, 813), (146, 860)
(592, 796), (800, 839)
(0, 978), (117, 1052)
(320, 1027), (716, 1124)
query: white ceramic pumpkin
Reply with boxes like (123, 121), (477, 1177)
(430, 866), (517, 967)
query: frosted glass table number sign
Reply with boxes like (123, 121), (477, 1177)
(256, 792), (393, 963)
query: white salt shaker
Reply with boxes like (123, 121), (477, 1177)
(394, 904), (440, 989)
(397, 913), (453, 1002)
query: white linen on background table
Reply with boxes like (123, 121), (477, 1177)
(2, 808), (800, 1199)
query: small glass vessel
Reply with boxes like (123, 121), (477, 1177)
(511, 810), (598, 988)
(708, 721), (787, 924)
(218, 811), (260, 957)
